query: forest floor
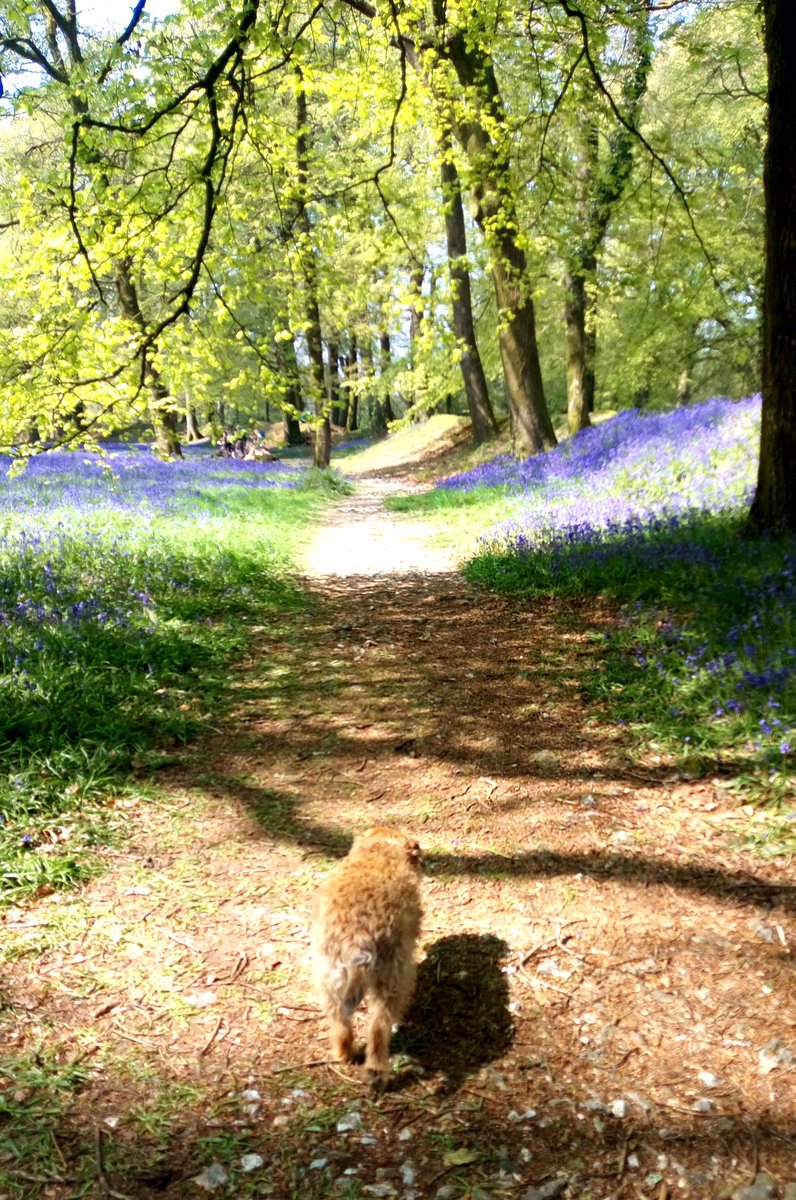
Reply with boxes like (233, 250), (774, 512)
(2, 472), (796, 1200)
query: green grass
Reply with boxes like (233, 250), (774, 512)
(0, 1053), (92, 1198)
(384, 485), (519, 561)
(0, 483), (326, 904)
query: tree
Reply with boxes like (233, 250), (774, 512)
(749, 0), (796, 532)
(578, 0), (763, 412)
(0, 0), (260, 454)
(439, 132), (499, 443)
(419, 4), (558, 455)
(293, 69), (331, 469)
(560, 3), (653, 434)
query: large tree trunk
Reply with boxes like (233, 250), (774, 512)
(115, 259), (182, 458)
(749, 0), (796, 533)
(564, 265), (592, 434)
(564, 101), (599, 435)
(440, 139), (499, 444)
(445, 32), (556, 457)
(307, 299), (330, 468)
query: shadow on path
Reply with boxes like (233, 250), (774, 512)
(395, 933), (514, 1091)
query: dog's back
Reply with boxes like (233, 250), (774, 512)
(312, 849), (421, 996)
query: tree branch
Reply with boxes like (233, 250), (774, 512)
(558, 0), (719, 281)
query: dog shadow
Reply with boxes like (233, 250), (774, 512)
(393, 933), (515, 1091)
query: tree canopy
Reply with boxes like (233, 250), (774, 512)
(1, 0), (792, 525)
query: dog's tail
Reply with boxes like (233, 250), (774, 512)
(328, 944), (377, 1018)
(346, 947), (375, 969)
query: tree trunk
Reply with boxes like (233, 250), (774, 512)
(440, 139), (499, 444)
(361, 335), (378, 431)
(276, 338), (304, 446)
(564, 265), (592, 434)
(185, 403), (202, 441)
(407, 265), (426, 422)
(446, 32), (556, 457)
(676, 369), (692, 406)
(565, 102), (599, 435)
(345, 334), (360, 432)
(114, 259), (182, 458)
(295, 73), (330, 469)
(372, 330), (395, 434)
(749, 0), (796, 533)
(307, 299), (330, 468)
(408, 266), (425, 360)
(328, 339), (346, 426)
(564, 11), (652, 434)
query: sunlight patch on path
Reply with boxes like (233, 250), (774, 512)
(302, 477), (461, 578)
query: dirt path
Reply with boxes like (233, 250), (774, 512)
(302, 476), (462, 577)
(3, 477), (795, 1200)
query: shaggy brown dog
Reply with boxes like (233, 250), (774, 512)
(311, 827), (423, 1090)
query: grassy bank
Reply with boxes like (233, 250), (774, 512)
(403, 398), (795, 853)
(0, 448), (324, 903)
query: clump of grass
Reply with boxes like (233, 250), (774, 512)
(451, 397), (795, 845)
(0, 449), (329, 903)
(299, 466), (356, 495)
(0, 1053), (91, 1198)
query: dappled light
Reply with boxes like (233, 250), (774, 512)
(2, 0), (794, 1188)
(2, 410), (795, 1198)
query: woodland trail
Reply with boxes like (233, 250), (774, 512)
(2, 475), (795, 1199)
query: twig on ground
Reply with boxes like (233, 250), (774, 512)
(199, 1016), (225, 1057)
(93, 1001), (120, 1019)
(160, 929), (202, 953)
(617, 1136), (630, 1177)
(95, 1129), (132, 1200)
(268, 1059), (335, 1074)
(7, 1169), (75, 1185)
(326, 1062), (357, 1083)
(227, 950), (249, 982)
(111, 1028), (159, 1050)
(425, 1161), (472, 1191)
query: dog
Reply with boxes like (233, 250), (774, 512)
(310, 827), (423, 1090)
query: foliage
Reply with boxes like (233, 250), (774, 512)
(0, 446), (318, 903)
(0, 0), (766, 452)
(594, 0), (765, 409)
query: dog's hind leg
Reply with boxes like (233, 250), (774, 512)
(328, 1012), (355, 1063)
(364, 991), (394, 1091)
(318, 966), (364, 1063)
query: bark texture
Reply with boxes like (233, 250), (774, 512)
(444, 32), (556, 456)
(440, 141), (499, 444)
(749, 0), (796, 532)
